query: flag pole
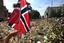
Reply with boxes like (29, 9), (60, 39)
(19, 0), (25, 43)
(17, 1), (21, 43)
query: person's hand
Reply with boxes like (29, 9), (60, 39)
(3, 31), (18, 43)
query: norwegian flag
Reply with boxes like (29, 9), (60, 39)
(7, 0), (30, 34)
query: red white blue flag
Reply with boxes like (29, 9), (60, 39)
(7, 0), (30, 34)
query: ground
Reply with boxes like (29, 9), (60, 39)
(0, 18), (64, 43)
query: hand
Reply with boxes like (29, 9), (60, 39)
(3, 31), (18, 43)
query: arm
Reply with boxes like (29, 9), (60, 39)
(3, 31), (18, 43)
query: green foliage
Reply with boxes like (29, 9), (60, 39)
(50, 10), (56, 17)
(26, 2), (41, 19)
(56, 9), (61, 17)
(50, 9), (63, 17)
(42, 16), (44, 19)
(30, 10), (41, 19)
(62, 10), (64, 17)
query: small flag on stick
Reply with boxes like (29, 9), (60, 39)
(7, 0), (30, 34)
